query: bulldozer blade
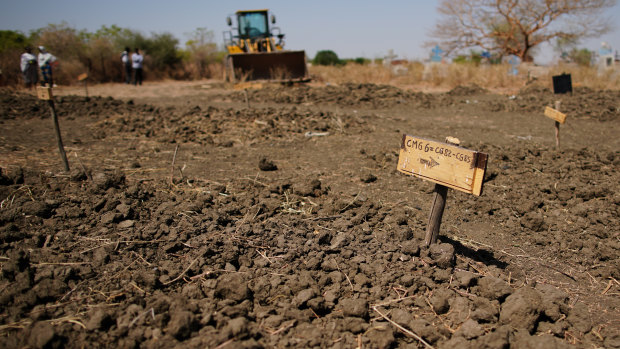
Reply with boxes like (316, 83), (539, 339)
(226, 51), (309, 82)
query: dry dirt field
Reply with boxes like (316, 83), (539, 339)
(0, 80), (618, 348)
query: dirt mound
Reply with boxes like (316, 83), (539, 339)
(230, 83), (449, 109)
(447, 84), (489, 96)
(1, 164), (613, 348)
(96, 104), (372, 146)
(0, 91), (150, 121)
(514, 85), (620, 120)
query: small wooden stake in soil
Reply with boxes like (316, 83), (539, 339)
(544, 101), (566, 149)
(397, 135), (488, 246)
(78, 73), (88, 97)
(425, 137), (459, 246)
(244, 88), (250, 108)
(37, 86), (70, 171)
(170, 144), (179, 185)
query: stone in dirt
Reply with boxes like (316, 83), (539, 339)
(92, 171), (125, 191)
(366, 325), (395, 349)
(429, 243), (455, 268)
(0, 167), (24, 185)
(294, 288), (317, 308)
(2, 249), (30, 281)
(471, 325), (512, 349)
(430, 288), (454, 314)
(28, 321), (56, 349)
(499, 287), (543, 333)
(258, 157), (277, 171)
(511, 329), (572, 349)
(439, 336), (472, 349)
(165, 310), (196, 339)
(86, 309), (113, 331)
(361, 173), (377, 183)
(340, 298), (369, 319)
(293, 179), (322, 197)
(400, 240), (420, 256)
(69, 169), (88, 181)
(454, 319), (485, 339)
(470, 296), (499, 323)
(535, 283), (569, 322)
(215, 273), (252, 303)
(117, 219), (135, 229)
(476, 276), (512, 301)
(389, 308), (413, 328)
(520, 212), (548, 232)
(454, 270), (477, 288)
(567, 302), (593, 333)
(21, 201), (53, 218)
(223, 317), (249, 338)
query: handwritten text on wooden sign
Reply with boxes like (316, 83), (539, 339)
(397, 135), (488, 196)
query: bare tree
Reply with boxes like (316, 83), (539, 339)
(430, 0), (616, 61)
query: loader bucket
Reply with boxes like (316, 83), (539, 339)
(226, 50), (309, 82)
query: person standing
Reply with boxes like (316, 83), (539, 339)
(20, 46), (38, 89)
(37, 46), (57, 87)
(121, 47), (132, 84)
(131, 48), (144, 86)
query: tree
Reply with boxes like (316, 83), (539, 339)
(430, 0), (616, 61)
(0, 30), (33, 85)
(0, 30), (30, 52)
(313, 50), (342, 66)
(183, 28), (223, 78)
(145, 32), (181, 72)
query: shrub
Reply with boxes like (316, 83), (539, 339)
(0, 30), (34, 85)
(313, 50), (342, 66)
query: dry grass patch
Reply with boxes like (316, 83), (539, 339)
(309, 62), (620, 92)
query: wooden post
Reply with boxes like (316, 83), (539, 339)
(38, 86), (70, 171)
(554, 101), (561, 149)
(244, 88), (250, 108)
(78, 73), (89, 98)
(424, 137), (460, 246)
(48, 99), (70, 172)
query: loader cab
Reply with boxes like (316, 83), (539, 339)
(236, 10), (272, 39)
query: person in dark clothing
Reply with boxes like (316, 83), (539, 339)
(20, 46), (38, 89)
(131, 48), (144, 86)
(121, 47), (132, 84)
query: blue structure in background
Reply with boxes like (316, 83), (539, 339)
(431, 45), (443, 62)
(599, 43), (612, 56)
(507, 55), (520, 75)
(598, 42), (614, 69)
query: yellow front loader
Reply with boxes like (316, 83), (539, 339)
(223, 9), (309, 83)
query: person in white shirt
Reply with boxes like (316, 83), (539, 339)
(37, 46), (57, 86)
(131, 48), (144, 86)
(121, 47), (132, 84)
(20, 46), (38, 88)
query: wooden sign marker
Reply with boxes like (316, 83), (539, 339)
(544, 101), (566, 148)
(37, 86), (70, 171)
(397, 135), (488, 245)
(37, 86), (53, 100)
(77, 73), (89, 98)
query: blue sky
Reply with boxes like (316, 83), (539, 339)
(1, 0), (619, 64)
